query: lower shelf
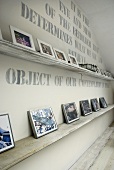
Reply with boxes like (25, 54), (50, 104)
(0, 105), (114, 170)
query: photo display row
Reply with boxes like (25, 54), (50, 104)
(0, 97), (108, 153)
(0, 26), (113, 78)
(0, 97), (108, 154)
(27, 97), (108, 139)
(0, 26), (79, 66)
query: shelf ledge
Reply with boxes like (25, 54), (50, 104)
(0, 40), (113, 81)
(0, 105), (114, 170)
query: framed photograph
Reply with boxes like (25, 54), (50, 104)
(91, 98), (100, 112)
(28, 107), (57, 138)
(0, 113), (15, 153)
(53, 48), (68, 63)
(99, 97), (108, 108)
(10, 25), (35, 51)
(80, 100), (92, 116)
(0, 29), (3, 39)
(37, 39), (55, 58)
(68, 54), (79, 66)
(62, 102), (79, 124)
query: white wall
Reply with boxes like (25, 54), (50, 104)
(0, 0), (105, 67)
(1, 54), (113, 140)
(0, 0), (114, 169)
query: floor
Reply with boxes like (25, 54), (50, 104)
(90, 124), (114, 170)
(69, 122), (114, 170)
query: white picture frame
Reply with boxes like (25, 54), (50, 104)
(37, 39), (55, 58)
(53, 48), (68, 63)
(68, 54), (79, 66)
(28, 107), (58, 138)
(10, 25), (35, 51)
(0, 29), (3, 39)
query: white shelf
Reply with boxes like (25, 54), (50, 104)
(0, 105), (114, 170)
(0, 40), (113, 81)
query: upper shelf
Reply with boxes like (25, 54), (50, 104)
(0, 40), (113, 81)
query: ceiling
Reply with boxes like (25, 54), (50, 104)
(75, 0), (114, 75)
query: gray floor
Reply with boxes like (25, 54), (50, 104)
(90, 125), (114, 170)
(69, 123), (114, 170)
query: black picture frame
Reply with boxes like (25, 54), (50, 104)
(91, 98), (100, 112)
(28, 107), (58, 138)
(0, 113), (15, 153)
(62, 102), (79, 124)
(80, 100), (92, 116)
(99, 97), (108, 108)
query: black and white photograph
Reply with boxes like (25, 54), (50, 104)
(62, 102), (79, 123)
(80, 100), (92, 116)
(91, 98), (100, 112)
(99, 97), (108, 108)
(10, 25), (35, 51)
(28, 107), (57, 138)
(37, 39), (55, 58)
(53, 48), (68, 63)
(0, 113), (15, 153)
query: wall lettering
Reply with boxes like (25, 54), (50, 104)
(87, 49), (91, 57)
(5, 68), (109, 88)
(75, 40), (86, 54)
(21, 0), (104, 65)
(71, 1), (76, 12)
(83, 25), (91, 38)
(66, 77), (77, 86)
(59, 14), (71, 31)
(21, 2), (72, 45)
(73, 16), (82, 29)
(77, 8), (81, 18)
(59, 0), (70, 19)
(45, 3), (56, 19)
(83, 14), (89, 27)
(54, 76), (63, 86)
(73, 27), (91, 48)
(6, 68), (51, 86)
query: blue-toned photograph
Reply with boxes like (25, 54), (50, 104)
(0, 114), (14, 153)
(29, 108), (57, 138)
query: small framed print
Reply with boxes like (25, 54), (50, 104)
(0, 29), (3, 39)
(80, 100), (92, 116)
(37, 39), (55, 58)
(10, 25), (35, 51)
(0, 113), (15, 153)
(53, 48), (68, 63)
(99, 97), (108, 108)
(68, 55), (79, 66)
(28, 107), (57, 138)
(91, 98), (100, 112)
(62, 102), (79, 124)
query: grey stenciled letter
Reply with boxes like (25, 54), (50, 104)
(6, 68), (16, 84)
(21, 2), (29, 19)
